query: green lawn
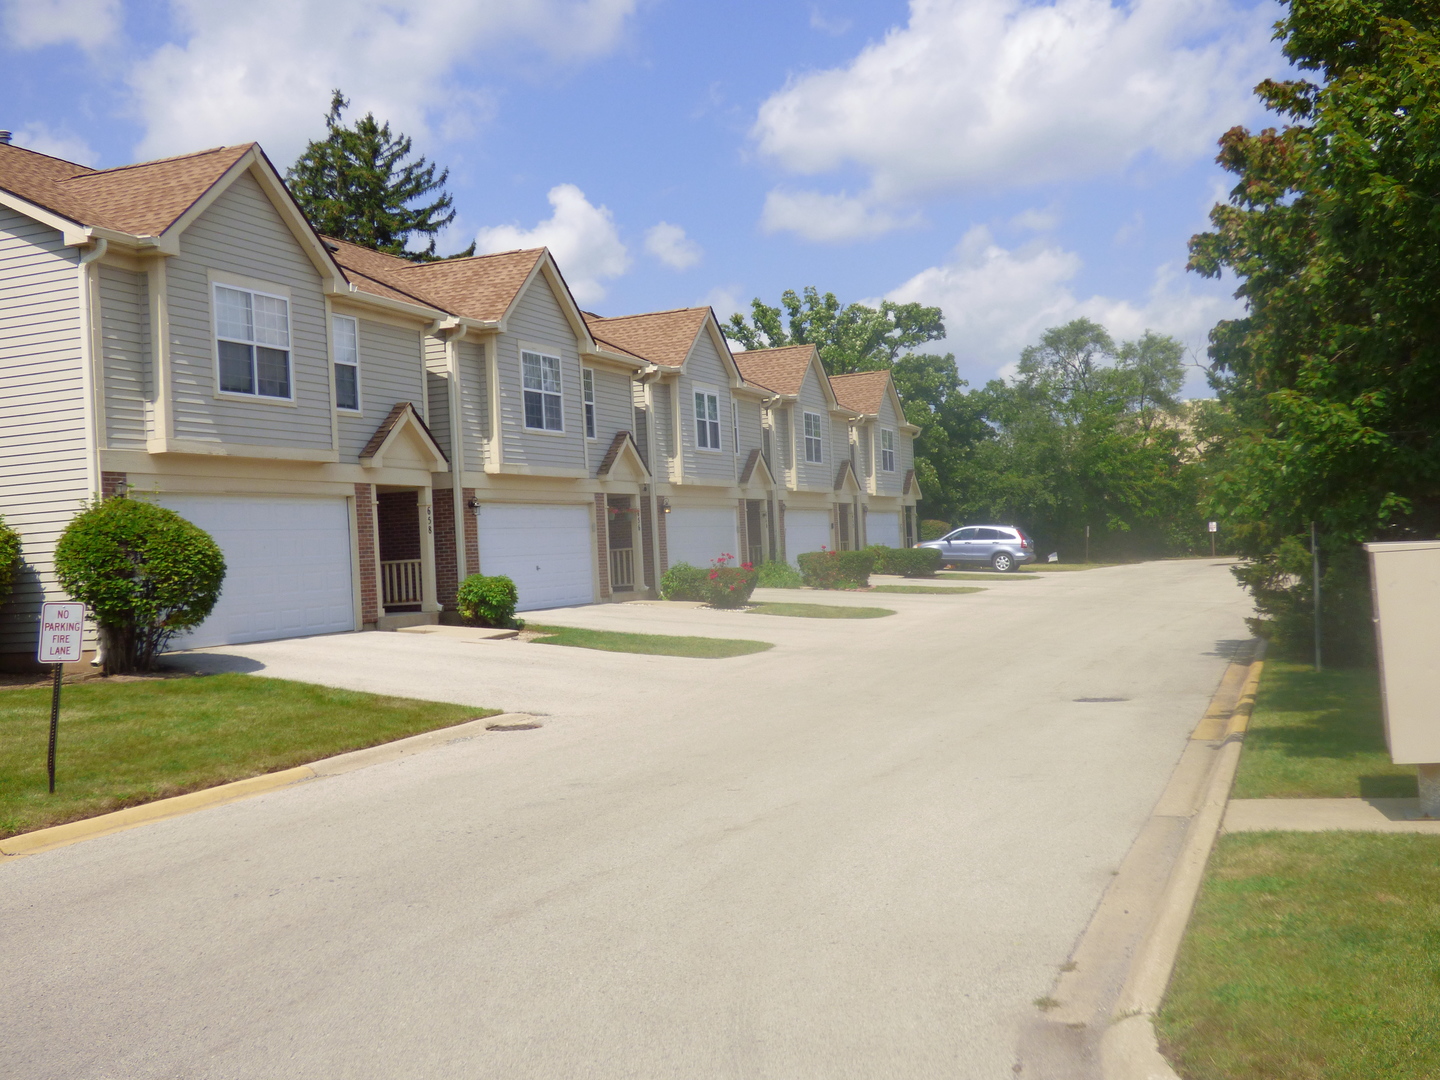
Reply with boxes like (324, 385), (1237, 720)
(1232, 661), (1416, 799)
(1024, 562), (1119, 572)
(936, 571), (1038, 581)
(529, 624), (773, 658)
(869, 585), (985, 595)
(746, 602), (894, 619)
(0, 674), (490, 839)
(1157, 832), (1440, 1080)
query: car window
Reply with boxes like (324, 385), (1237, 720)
(975, 528), (1001, 540)
(956, 527), (979, 540)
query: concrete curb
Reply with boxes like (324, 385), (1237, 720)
(1100, 645), (1265, 1080)
(0, 712), (535, 862)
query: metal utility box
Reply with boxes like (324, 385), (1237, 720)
(1364, 540), (1440, 763)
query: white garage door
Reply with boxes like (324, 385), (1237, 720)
(478, 503), (594, 611)
(867, 511), (903, 549)
(785, 509), (832, 565)
(156, 494), (355, 650)
(666, 507), (738, 569)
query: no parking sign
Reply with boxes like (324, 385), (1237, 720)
(37, 601), (86, 793)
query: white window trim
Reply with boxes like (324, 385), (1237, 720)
(803, 410), (824, 464)
(211, 281), (296, 405)
(582, 367), (597, 439)
(520, 345), (565, 434)
(880, 428), (896, 472)
(694, 386), (722, 453)
(332, 314), (362, 413)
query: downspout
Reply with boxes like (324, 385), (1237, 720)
(76, 238), (109, 498)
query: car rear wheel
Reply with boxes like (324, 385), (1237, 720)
(992, 552), (1014, 573)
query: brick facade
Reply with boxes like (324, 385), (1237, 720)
(639, 496), (656, 594)
(736, 500), (749, 566)
(433, 492), (457, 609)
(355, 483), (379, 625)
(657, 500), (669, 575)
(462, 488), (479, 579)
(100, 472), (127, 498)
(594, 493), (610, 598)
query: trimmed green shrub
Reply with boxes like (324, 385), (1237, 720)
(919, 519), (951, 541)
(797, 549), (875, 589)
(456, 573), (521, 628)
(870, 545), (942, 577)
(756, 559), (803, 588)
(661, 562), (709, 601)
(54, 498), (226, 673)
(703, 556), (759, 608)
(0, 514), (19, 607)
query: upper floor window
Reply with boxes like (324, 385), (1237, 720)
(522, 350), (563, 431)
(803, 411), (824, 463)
(215, 284), (290, 398)
(695, 390), (721, 450)
(881, 428), (896, 472)
(582, 368), (597, 439)
(332, 315), (360, 411)
(732, 401), (740, 454)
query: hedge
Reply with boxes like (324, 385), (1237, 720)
(661, 558), (760, 607)
(919, 519), (951, 541)
(797, 549), (874, 589)
(0, 514), (19, 608)
(869, 545), (941, 577)
(456, 573), (521, 628)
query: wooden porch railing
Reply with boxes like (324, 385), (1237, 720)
(609, 547), (635, 591)
(381, 559), (423, 607)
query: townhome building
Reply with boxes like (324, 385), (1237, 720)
(829, 370), (922, 549)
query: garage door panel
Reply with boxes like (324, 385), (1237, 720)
(785, 510), (832, 565)
(666, 508), (738, 569)
(867, 512), (902, 549)
(155, 495), (355, 650)
(478, 504), (593, 611)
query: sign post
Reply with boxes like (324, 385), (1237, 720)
(1208, 520), (1218, 557)
(37, 601), (85, 794)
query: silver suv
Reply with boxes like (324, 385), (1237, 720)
(917, 525), (1035, 572)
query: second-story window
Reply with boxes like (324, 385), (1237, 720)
(695, 390), (721, 450)
(215, 284), (290, 398)
(523, 350), (563, 431)
(332, 315), (360, 411)
(803, 411), (824, 463)
(582, 368), (597, 438)
(732, 401), (740, 454)
(881, 428), (896, 472)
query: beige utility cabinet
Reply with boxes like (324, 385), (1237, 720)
(1364, 541), (1440, 765)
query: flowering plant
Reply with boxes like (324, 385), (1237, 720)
(705, 553), (759, 608)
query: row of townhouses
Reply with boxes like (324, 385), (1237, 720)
(0, 138), (920, 666)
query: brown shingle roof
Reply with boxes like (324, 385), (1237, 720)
(829, 370), (891, 416)
(730, 344), (817, 397)
(359, 401), (447, 464)
(0, 141), (253, 236)
(583, 308), (710, 368)
(325, 236), (546, 322)
(595, 430), (641, 477)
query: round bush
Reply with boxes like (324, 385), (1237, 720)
(0, 514), (19, 607)
(456, 573), (520, 628)
(919, 519), (951, 542)
(703, 557), (759, 608)
(54, 498), (226, 673)
(660, 562), (709, 601)
(797, 549), (875, 590)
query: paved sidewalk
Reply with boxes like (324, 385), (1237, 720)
(1224, 797), (1440, 833)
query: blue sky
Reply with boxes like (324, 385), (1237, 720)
(1, 0), (1288, 394)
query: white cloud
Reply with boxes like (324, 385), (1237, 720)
(753, 0), (1281, 201)
(11, 123), (99, 166)
(122, 0), (637, 161)
(475, 184), (630, 304)
(1011, 207), (1059, 232)
(701, 286), (747, 326)
(886, 226), (1239, 392)
(644, 222), (702, 270)
(760, 189), (921, 242)
(1, 0), (120, 51)
(809, 5), (852, 35)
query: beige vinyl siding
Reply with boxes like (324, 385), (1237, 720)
(337, 318), (426, 461)
(166, 170), (332, 449)
(831, 413), (851, 478)
(498, 275), (584, 470)
(591, 368), (633, 462)
(775, 408), (792, 471)
(677, 332), (734, 482)
(423, 336), (452, 461)
(631, 382), (651, 471)
(99, 265), (149, 450)
(795, 368), (833, 491)
(0, 208), (87, 653)
(455, 339), (489, 470)
(652, 383), (674, 480)
(736, 398), (763, 461)
(876, 394), (904, 497)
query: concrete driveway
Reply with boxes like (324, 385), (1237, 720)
(2, 560), (1250, 1079)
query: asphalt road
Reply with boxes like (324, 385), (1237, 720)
(2, 560), (1250, 1079)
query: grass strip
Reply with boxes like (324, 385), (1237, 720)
(869, 585), (985, 595)
(936, 571), (1038, 580)
(1157, 832), (1440, 1080)
(1024, 562), (1118, 572)
(528, 624), (773, 658)
(0, 673), (490, 839)
(746, 602), (894, 619)
(1232, 660), (1416, 799)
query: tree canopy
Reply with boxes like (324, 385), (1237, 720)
(1189, 0), (1440, 659)
(286, 90), (473, 261)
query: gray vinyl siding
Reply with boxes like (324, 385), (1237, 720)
(876, 395), (904, 497)
(652, 383), (674, 480)
(0, 208), (87, 653)
(736, 399), (763, 462)
(99, 265), (150, 449)
(166, 170), (332, 449)
(456, 339), (489, 470)
(591, 367), (632, 464)
(776, 408), (792, 471)
(498, 275), (585, 470)
(337, 318), (426, 462)
(677, 332), (734, 483)
(795, 368), (833, 491)
(633, 405), (650, 469)
(423, 336), (451, 461)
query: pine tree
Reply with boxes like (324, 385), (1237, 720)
(286, 90), (474, 261)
